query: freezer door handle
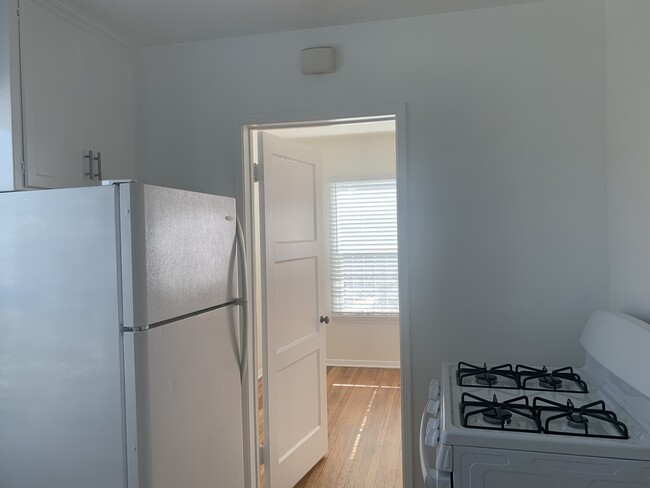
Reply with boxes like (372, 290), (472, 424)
(235, 217), (249, 384)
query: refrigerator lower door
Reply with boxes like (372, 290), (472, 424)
(125, 305), (244, 488)
(119, 183), (238, 329)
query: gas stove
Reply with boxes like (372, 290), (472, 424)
(419, 311), (650, 488)
(456, 364), (629, 440)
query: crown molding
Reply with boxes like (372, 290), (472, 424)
(30, 0), (139, 53)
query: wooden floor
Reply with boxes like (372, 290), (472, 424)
(259, 367), (402, 488)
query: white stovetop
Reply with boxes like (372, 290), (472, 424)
(439, 362), (650, 461)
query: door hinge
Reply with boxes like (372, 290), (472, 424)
(21, 161), (25, 175)
(253, 164), (263, 183)
(259, 444), (264, 465)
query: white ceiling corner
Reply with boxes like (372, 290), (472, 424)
(61, 0), (540, 47)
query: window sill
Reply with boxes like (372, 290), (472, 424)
(330, 314), (399, 324)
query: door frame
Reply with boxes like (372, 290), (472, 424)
(236, 104), (412, 488)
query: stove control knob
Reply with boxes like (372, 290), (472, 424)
(425, 428), (440, 448)
(426, 400), (441, 417)
(428, 379), (440, 400)
(426, 418), (440, 433)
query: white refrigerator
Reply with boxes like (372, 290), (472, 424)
(0, 182), (248, 488)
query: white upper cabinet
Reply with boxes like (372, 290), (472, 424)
(19, 0), (134, 189)
(20, 0), (87, 188)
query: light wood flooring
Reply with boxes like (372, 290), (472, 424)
(259, 366), (402, 488)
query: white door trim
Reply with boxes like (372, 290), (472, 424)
(236, 104), (412, 488)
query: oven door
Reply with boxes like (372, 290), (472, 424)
(419, 381), (452, 488)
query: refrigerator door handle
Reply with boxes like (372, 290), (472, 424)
(235, 217), (249, 384)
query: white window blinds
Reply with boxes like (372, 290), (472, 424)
(329, 178), (399, 316)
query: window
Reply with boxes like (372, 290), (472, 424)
(329, 178), (398, 316)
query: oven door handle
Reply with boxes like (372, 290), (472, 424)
(419, 407), (435, 486)
(420, 404), (452, 488)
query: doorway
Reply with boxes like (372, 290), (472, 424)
(240, 111), (411, 488)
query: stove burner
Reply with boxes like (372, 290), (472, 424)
(475, 372), (498, 386)
(457, 362), (520, 388)
(516, 365), (588, 393)
(483, 407), (512, 425)
(533, 397), (629, 439)
(566, 413), (589, 429)
(460, 393), (542, 433)
(538, 375), (562, 389)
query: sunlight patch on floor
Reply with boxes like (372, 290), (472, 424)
(349, 387), (379, 460)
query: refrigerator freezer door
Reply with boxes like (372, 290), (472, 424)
(0, 186), (126, 488)
(120, 183), (238, 329)
(127, 305), (244, 488)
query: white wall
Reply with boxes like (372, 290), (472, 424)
(605, 0), (650, 322)
(287, 132), (400, 366)
(137, 1), (608, 483)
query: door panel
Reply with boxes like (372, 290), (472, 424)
(275, 257), (319, 349)
(131, 306), (244, 488)
(277, 351), (322, 457)
(260, 133), (327, 488)
(273, 157), (317, 242)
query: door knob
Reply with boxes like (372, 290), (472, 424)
(320, 316), (330, 325)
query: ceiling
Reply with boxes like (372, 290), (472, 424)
(64, 0), (540, 47)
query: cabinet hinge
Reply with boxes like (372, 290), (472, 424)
(21, 162), (25, 175)
(253, 164), (263, 183)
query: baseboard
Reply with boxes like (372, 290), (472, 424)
(326, 359), (400, 369)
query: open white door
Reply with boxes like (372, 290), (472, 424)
(259, 132), (327, 487)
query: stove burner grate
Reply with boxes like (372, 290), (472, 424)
(460, 394), (630, 439)
(457, 362), (520, 389)
(516, 365), (589, 393)
(460, 393), (541, 433)
(533, 398), (629, 439)
(456, 362), (590, 393)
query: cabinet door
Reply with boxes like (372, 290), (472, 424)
(20, 0), (88, 188)
(86, 34), (134, 181)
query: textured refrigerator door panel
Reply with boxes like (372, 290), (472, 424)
(120, 184), (237, 328)
(131, 306), (244, 488)
(0, 187), (126, 488)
